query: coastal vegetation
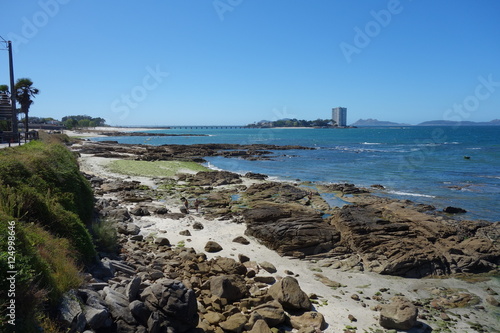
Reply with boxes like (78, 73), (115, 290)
(247, 118), (334, 128)
(0, 137), (96, 331)
(62, 115), (106, 129)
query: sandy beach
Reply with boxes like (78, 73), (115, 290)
(71, 129), (500, 333)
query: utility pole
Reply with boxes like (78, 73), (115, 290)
(1, 37), (17, 139)
(8, 41), (17, 137)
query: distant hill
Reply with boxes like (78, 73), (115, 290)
(350, 118), (411, 127)
(417, 119), (500, 126)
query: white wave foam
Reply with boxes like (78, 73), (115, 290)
(361, 142), (382, 145)
(205, 162), (224, 171)
(387, 190), (436, 198)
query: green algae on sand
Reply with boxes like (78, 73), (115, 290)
(105, 159), (210, 177)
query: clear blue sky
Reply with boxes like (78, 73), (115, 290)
(1, 0), (499, 126)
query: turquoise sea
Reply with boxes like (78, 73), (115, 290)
(93, 126), (500, 222)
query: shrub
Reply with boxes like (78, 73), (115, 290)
(0, 141), (96, 262)
(91, 219), (118, 253)
(0, 141), (95, 331)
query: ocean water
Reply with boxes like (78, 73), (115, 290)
(92, 126), (500, 222)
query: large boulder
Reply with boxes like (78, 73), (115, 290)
(219, 313), (248, 332)
(185, 170), (242, 186)
(248, 301), (286, 327)
(140, 278), (198, 333)
(244, 204), (341, 256)
(205, 241), (223, 253)
(84, 306), (110, 330)
(244, 182), (309, 202)
(103, 287), (136, 325)
(379, 296), (418, 330)
(210, 257), (247, 276)
(57, 291), (86, 332)
(289, 311), (327, 331)
(210, 275), (248, 302)
(268, 277), (311, 311)
(329, 200), (500, 277)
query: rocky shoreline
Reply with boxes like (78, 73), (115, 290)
(59, 138), (499, 333)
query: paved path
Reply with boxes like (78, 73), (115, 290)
(0, 142), (25, 149)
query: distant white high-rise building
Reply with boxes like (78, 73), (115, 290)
(332, 107), (347, 127)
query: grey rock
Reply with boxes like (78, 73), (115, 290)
(58, 290), (83, 328)
(140, 278), (198, 333)
(379, 296), (418, 330)
(210, 275), (248, 302)
(129, 300), (151, 326)
(153, 237), (170, 246)
(108, 259), (136, 276)
(219, 313), (248, 332)
(253, 276), (276, 284)
(290, 311), (327, 331)
(117, 222), (141, 236)
(130, 206), (150, 216)
(103, 286), (136, 325)
(249, 300), (286, 327)
(129, 234), (144, 241)
(193, 222), (204, 230)
(205, 240), (223, 252)
(443, 206), (467, 214)
(211, 257), (247, 275)
(259, 261), (277, 273)
(125, 276), (142, 302)
(84, 306), (110, 330)
(116, 319), (137, 333)
(155, 207), (170, 214)
(233, 236), (250, 245)
(268, 276), (311, 311)
(248, 319), (273, 333)
(238, 253), (250, 263)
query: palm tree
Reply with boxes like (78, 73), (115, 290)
(15, 78), (39, 135)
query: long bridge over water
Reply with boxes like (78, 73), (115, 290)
(165, 126), (247, 129)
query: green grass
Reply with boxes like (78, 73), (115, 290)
(105, 159), (210, 177)
(0, 139), (96, 331)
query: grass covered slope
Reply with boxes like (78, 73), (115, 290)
(0, 139), (96, 331)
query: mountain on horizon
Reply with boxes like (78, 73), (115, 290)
(417, 119), (500, 126)
(350, 118), (411, 127)
(350, 118), (500, 127)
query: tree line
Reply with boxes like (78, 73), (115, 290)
(247, 118), (335, 128)
(62, 115), (106, 129)
(1, 79), (107, 131)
